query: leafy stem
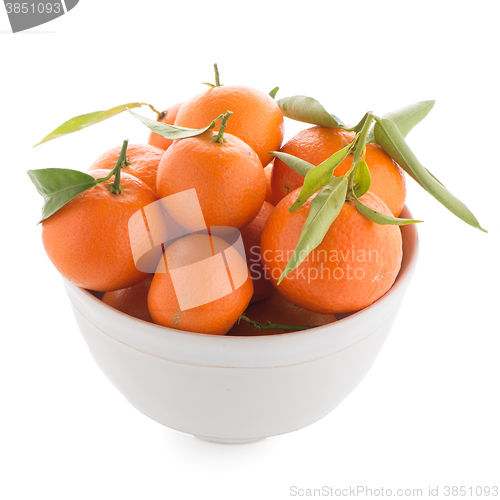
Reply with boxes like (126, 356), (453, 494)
(237, 315), (317, 333)
(106, 140), (129, 194)
(345, 113), (373, 200)
(212, 111), (233, 143)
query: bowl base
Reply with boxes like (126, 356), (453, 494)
(194, 435), (266, 445)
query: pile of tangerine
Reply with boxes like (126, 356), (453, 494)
(38, 73), (412, 337)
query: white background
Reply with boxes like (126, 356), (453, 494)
(1, 1), (499, 499)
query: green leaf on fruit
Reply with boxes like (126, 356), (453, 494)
(355, 198), (422, 225)
(27, 168), (98, 222)
(289, 144), (352, 212)
(277, 95), (345, 127)
(269, 151), (315, 177)
(278, 176), (348, 283)
(34, 103), (147, 146)
(373, 118), (486, 232)
(353, 159), (371, 198)
(269, 87), (279, 99)
(129, 110), (222, 140)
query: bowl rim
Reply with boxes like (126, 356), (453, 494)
(65, 206), (419, 367)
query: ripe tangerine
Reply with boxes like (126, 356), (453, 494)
(260, 189), (403, 314)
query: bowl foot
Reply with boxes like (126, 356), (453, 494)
(194, 435), (266, 445)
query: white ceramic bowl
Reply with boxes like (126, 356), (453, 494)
(64, 207), (418, 443)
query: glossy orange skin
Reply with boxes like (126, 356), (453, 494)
(174, 85), (284, 167)
(263, 162), (274, 204)
(42, 170), (158, 292)
(227, 292), (337, 336)
(89, 144), (164, 195)
(156, 130), (266, 230)
(260, 189), (403, 315)
(271, 127), (406, 216)
(271, 126), (355, 205)
(147, 102), (184, 151)
(102, 276), (154, 323)
(240, 201), (275, 304)
(148, 234), (253, 335)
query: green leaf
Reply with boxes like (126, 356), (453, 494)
(355, 198), (422, 225)
(34, 103), (146, 146)
(129, 109), (221, 140)
(238, 314), (315, 332)
(289, 144), (352, 212)
(373, 118), (486, 232)
(269, 151), (315, 177)
(425, 167), (445, 186)
(367, 100), (435, 143)
(269, 87), (279, 99)
(27, 168), (98, 222)
(382, 100), (435, 138)
(279, 176), (348, 283)
(277, 95), (345, 128)
(353, 159), (371, 198)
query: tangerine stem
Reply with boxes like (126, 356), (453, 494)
(202, 63), (222, 89)
(237, 315), (316, 333)
(214, 63), (221, 86)
(146, 103), (162, 118)
(212, 111), (233, 143)
(345, 113), (373, 200)
(108, 140), (129, 195)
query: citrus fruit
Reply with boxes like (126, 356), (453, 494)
(174, 85), (284, 167)
(240, 201), (275, 304)
(260, 189), (403, 314)
(227, 292), (337, 336)
(271, 126), (354, 205)
(42, 169), (158, 292)
(271, 126), (407, 216)
(89, 143), (164, 195)
(263, 161), (274, 204)
(102, 276), (153, 323)
(156, 129), (266, 231)
(147, 102), (184, 151)
(148, 233), (253, 335)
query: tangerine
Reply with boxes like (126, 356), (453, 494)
(260, 189), (403, 314)
(271, 126), (406, 216)
(148, 233), (253, 335)
(89, 143), (163, 195)
(147, 102), (184, 151)
(263, 161), (274, 204)
(174, 85), (284, 167)
(271, 126), (354, 205)
(156, 129), (266, 231)
(102, 275), (153, 323)
(42, 169), (158, 292)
